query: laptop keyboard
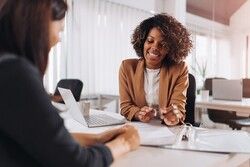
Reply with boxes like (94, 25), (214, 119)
(84, 114), (125, 127)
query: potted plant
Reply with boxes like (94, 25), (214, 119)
(191, 56), (209, 101)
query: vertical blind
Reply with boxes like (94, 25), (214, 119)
(44, 0), (151, 95)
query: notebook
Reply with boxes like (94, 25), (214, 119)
(58, 87), (126, 127)
(212, 79), (242, 101)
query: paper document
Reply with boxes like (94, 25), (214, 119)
(132, 120), (176, 146)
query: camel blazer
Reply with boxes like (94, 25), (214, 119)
(119, 58), (189, 121)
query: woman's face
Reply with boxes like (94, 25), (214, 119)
(143, 27), (169, 69)
(49, 19), (65, 48)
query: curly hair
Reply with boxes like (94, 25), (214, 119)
(131, 13), (192, 65)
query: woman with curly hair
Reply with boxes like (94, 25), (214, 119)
(119, 13), (192, 126)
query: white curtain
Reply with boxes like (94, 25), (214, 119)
(44, 0), (151, 95)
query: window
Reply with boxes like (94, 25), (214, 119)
(44, 0), (151, 95)
(187, 30), (230, 89)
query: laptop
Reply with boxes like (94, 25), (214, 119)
(212, 79), (242, 101)
(58, 87), (126, 127)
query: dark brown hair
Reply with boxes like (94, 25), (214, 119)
(52, 0), (68, 21)
(131, 13), (192, 65)
(0, 0), (67, 76)
(0, 0), (51, 75)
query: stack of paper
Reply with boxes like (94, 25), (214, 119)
(131, 120), (176, 146)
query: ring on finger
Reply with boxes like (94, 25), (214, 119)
(173, 109), (179, 115)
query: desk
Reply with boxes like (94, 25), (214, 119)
(60, 111), (250, 167)
(196, 95), (250, 115)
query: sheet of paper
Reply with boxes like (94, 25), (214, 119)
(131, 120), (176, 146)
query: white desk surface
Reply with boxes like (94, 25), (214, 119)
(59, 111), (250, 167)
(196, 95), (250, 115)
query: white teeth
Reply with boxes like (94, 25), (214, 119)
(149, 52), (159, 57)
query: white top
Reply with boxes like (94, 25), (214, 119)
(144, 68), (160, 108)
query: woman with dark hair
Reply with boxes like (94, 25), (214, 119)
(49, 0), (68, 48)
(119, 13), (192, 126)
(49, 0), (68, 102)
(0, 0), (139, 167)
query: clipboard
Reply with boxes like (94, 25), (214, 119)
(164, 125), (250, 154)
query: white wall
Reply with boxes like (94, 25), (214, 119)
(230, 0), (250, 78)
(108, 0), (187, 18)
(230, 0), (250, 34)
(109, 0), (189, 24)
(108, 0), (155, 12)
(187, 13), (230, 37)
(163, 0), (186, 24)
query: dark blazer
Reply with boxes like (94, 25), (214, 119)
(0, 54), (113, 167)
(119, 58), (189, 121)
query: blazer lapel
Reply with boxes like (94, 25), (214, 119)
(133, 59), (147, 107)
(159, 67), (169, 108)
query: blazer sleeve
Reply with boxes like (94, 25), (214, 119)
(119, 61), (141, 120)
(0, 58), (113, 167)
(169, 62), (189, 118)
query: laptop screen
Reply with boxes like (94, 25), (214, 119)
(58, 87), (126, 127)
(212, 79), (242, 101)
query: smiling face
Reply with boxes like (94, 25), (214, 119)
(143, 27), (169, 69)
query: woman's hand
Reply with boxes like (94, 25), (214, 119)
(71, 128), (125, 146)
(96, 127), (126, 143)
(50, 94), (63, 103)
(106, 124), (140, 160)
(134, 106), (156, 123)
(71, 125), (138, 147)
(160, 104), (183, 126)
(117, 125), (140, 151)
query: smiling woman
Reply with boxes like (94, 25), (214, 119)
(119, 13), (192, 126)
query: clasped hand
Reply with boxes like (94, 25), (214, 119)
(134, 106), (156, 123)
(135, 104), (183, 126)
(160, 104), (183, 126)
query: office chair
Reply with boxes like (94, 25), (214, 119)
(204, 78), (236, 125)
(228, 79), (250, 130)
(53, 79), (83, 103)
(242, 78), (250, 98)
(184, 73), (197, 126)
(229, 118), (250, 130)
